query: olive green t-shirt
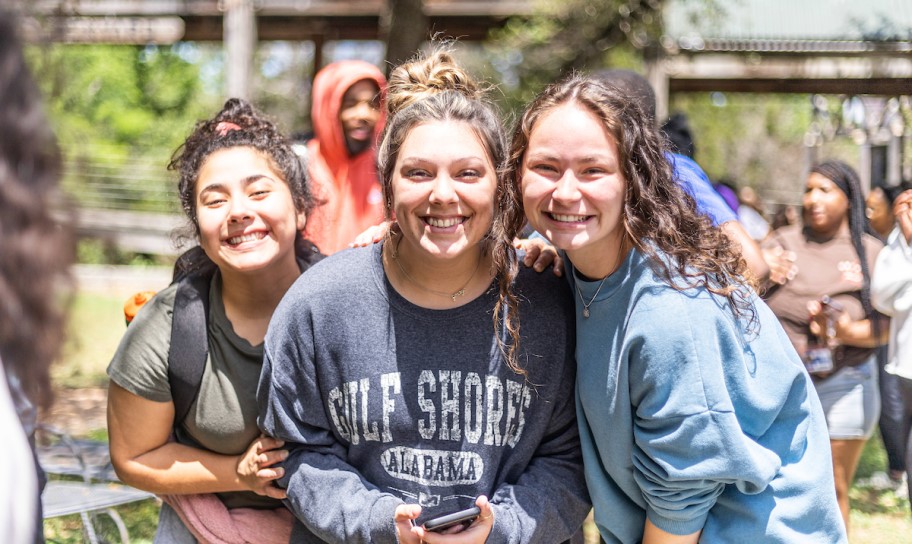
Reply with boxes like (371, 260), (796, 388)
(107, 273), (280, 510)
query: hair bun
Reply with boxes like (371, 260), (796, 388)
(386, 50), (481, 117)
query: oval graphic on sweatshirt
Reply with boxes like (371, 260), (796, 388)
(380, 447), (483, 486)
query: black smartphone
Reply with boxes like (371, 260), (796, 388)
(423, 506), (481, 533)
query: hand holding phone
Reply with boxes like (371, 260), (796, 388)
(423, 506), (481, 533)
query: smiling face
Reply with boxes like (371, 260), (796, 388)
(195, 147), (306, 275)
(391, 120), (497, 263)
(521, 103), (627, 277)
(339, 79), (381, 156)
(803, 172), (849, 237)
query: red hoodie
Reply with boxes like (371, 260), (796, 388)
(304, 61), (387, 254)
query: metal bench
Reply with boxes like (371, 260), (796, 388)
(38, 425), (155, 544)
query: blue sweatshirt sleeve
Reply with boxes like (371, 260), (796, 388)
(626, 291), (784, 535)
(257, 306), (403, 544)
(667, 152), (738, 227)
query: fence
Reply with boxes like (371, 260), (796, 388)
(60, 142), (187, 256)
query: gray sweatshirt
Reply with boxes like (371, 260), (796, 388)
(258, 244), (589, 543)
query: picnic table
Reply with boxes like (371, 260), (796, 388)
(38, 425), (155, 544)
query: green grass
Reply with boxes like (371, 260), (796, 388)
(54, 292), (130, 388)
(44, 498), (159, 544)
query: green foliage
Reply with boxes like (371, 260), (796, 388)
(25, 43), (220, 214)
(487, 0), (664, 110)
(27, 44), (217, 150)
(251, 41), (315, 136)
(76, 239), (164, 266)
(667, 92), (818, 202)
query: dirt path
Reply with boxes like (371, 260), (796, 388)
(41, 386), (108, 437)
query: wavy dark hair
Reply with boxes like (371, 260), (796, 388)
(169, 98), (315, 234)
(0, 11), (75, 410)
(378, 49), (526, 375)
(510, 74), (754, 323)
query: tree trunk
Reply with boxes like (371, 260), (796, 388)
(381, 0), (428, 76)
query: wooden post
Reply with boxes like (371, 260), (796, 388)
(313, 35), (324, 74)
(381, 0), (427, 76)
(859, 141), (873, 194)
(224, 0), (256, 100)
(645, 54), (668, 124)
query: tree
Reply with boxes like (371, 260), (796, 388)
(25, 43), (220, 212)
(487, 0), (665, 106)
(382, 0), (428, 74)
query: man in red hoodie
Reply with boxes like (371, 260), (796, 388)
(303, 61), (387, 254)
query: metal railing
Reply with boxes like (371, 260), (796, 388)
(60, 144), (182, 214)
(60, 144), (187, 255)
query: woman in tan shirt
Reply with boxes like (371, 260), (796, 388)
(764, 160), (888, 531)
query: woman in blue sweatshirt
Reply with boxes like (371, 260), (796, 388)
(510, 75), (846, 543)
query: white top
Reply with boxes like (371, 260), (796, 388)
(0, 364), (38, 544)
(871, 227), (912, 379)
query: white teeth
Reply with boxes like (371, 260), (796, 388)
(552, 213), (588, 223)
(427, 217), (462, 228)
(227, 233), (262, 245)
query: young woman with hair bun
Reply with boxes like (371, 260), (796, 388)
(107, 98), (319, 542)
(258, 49), (589, 543)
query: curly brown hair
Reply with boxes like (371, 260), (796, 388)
(169, 98), (315, 235)
(510, 74), (755, 323)
(378, 48), (526, 375)
(0, 12), (75, 410)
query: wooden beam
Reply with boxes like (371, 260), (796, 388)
(669, 77), (912, 95)
(180, 14), (504, 41)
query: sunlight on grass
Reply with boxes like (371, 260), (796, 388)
(55, 292), (129, 388)
(44, 498), (159, 544)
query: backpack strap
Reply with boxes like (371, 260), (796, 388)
(167, 270), (212, 428)
(165, 238), (322, 428)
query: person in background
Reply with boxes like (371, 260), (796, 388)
(0, 8), (75, 543)
(737, 185), (771, 242)
(763, 160), (888, 530)
(258, 49), (590, 543)
(712, 179), (741, 216)
(107, 98), (318, 543)
(302, 60), (387, 254)
(660, 111), (696, 159)
(513, 74), (844, 543)
(868, 183), (912, 494)
(872, 187), (912, 511)
(867, 184), (906, 241)
(771, 203), (800, 231)
(595, 69), (770, 282)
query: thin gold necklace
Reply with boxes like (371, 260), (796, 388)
(575, 236), (628, 318)
(390, 236), (482, 302)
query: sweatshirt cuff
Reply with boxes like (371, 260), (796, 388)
(483, 503), (517, 544)
(369, 495), (404, 544)
(645, 505), (707, 537)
